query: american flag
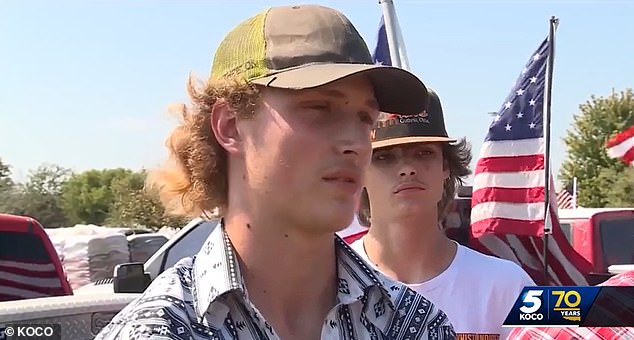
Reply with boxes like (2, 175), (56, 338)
(557, 188), (574, 209)
(0, 258), (68, 301)
(606, 124), (634, 167)
(469, 38), (592, 285)
(372, 15), (391, 66)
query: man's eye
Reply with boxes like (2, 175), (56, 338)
(373, 153), (394, 162)
(359, 112), (374, 125)
(302, 102), (330, 111)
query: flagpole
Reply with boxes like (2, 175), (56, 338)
(572, 176), (578, 208)
(393, 14), (411, 70)
(542, 16), (559, 285)
(379, 0), (406, 69)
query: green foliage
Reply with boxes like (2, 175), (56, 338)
(60, 168), (136, 225)
(1, 164), (73, 227)
(0, 158), (12, 190)
(0, 159), (188, 230)
(559, 89), (634, 207)
(106, 170), (188, 230)
(0, 159), (15, 211)
(597, 167), (634, 207)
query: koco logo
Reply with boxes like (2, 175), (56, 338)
(552, 290), (582, 322)
(519, 290), (544, 321)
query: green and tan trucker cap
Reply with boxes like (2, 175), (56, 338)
(210, 4), (429, 116)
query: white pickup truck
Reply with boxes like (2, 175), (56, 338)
(0, 218), (219, 340)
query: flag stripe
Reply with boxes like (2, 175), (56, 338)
(621, 143), (634, 165)
(471, 187), (545, 205)
(473, 170), (545, 190)
(607, 134), (634, 157)
(479, 138), (546, 158)
(606, 124), (634, 166)
(0, 278), (66, 296)
(0, 284), (51, 299)
(0, 271), (64, 289)
(471, 217), (545, 237)
(0, 264), (62, 278)
(475, 154), (545, 173)
(0, 258), (58, 268)
(545, 225), (589, 285)
(606, 125), (634, 148)
(0, 258), (66, 302)
(471, 201), (544, 224)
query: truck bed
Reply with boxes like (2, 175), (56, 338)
(0, 293), (139, 339)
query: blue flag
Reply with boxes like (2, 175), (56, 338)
(372, 16), (391, 66)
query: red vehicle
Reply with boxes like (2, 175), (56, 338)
(0, 213), (73, 301)
(443, 189), (634, 284)
(557, 208), (634, 276)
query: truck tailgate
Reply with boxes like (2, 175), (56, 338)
(0, 293), (139, 339)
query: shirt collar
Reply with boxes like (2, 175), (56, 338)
(334, 236), (396, 310)
(191, 221), (395, 319)
(192, 221), (245, 319)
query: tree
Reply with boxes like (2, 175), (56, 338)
(597, 167), (634, 207)
(4, 164), (73, 227)
(0, 158), (16, 213)
(559, 89), (634, 207)
(106, 170), (188, 230)
(61, 168), (136, 225)
(0, 158), (13, 190)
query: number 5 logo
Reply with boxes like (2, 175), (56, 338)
(520, 290), (543, 314)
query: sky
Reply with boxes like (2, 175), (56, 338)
(1, 0), (633, 188)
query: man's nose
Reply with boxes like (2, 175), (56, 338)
(334, 127), (371, 160)
(399, 163), (417, 177)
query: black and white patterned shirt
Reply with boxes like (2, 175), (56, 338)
(96, 224), (456, 339)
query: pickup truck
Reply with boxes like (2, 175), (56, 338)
(0, 213), (73, 302)
(0, 218), (219, 339)
(558, 207), (634, 282)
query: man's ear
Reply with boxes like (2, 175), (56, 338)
(210, 98), (242, 155)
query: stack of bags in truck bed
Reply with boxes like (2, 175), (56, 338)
(156, 226), (180, 240)
(127, 233), (168, 263)
(45, 225), (130, 290)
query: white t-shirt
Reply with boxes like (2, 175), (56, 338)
(350, 237), (534, 340)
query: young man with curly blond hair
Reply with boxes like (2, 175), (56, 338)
(96, 4), (457, 340)
(349, 90), (534, 340)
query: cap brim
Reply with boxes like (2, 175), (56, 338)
(250, 63), (428, 116)
(372, 136), (457, 149)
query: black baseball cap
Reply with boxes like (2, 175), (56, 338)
(371, 89), (456, 149)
